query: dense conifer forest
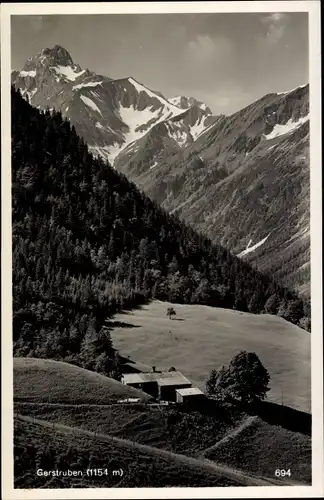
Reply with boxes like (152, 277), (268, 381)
(11, 87), (310, 377)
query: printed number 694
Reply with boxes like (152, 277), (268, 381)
(275, 469), (291, 477)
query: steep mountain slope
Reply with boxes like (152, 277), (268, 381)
(115, 106), (223, 180)
(115, 85), (310, 296)
(11, 45), (215, 164)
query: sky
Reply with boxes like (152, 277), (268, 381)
(11, 12), (308, 115)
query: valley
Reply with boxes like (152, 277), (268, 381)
(115, 85), (310, 297)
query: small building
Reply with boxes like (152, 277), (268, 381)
(176, 387), (205, 404)
(157, 375), (192, 402)
(121, 372), (160, 398)
(121, 370), (192, 401)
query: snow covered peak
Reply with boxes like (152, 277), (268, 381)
(169, 95), (212, 114)
(126, 77), (184, 115)
(19, 45), (88, 84)
(13, 47), (217, 168)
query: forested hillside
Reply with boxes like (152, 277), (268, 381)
(12, 87), (310, 377)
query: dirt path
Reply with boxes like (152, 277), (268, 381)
(202, 415), (259, 456)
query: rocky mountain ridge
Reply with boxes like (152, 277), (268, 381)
(12, 45), (216, 164)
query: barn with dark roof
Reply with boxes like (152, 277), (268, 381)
(121, 370), (192, 401)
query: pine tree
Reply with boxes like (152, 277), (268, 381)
(264, 293), (279, 314)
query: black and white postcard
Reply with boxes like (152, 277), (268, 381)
(1, 1), (323, 498)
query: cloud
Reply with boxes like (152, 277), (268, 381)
(260, 12), (289, 45)
(187, 34), (232, 66)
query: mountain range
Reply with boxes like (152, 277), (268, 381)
(12, 45), (218, 164)
(12, 45), (310, 297)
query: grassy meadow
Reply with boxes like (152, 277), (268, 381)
(110, 300), (311, 412)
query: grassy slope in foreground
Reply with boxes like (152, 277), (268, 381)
(110, 300), (311, 413)
(13, 357), (310, 486)
(15, 401), (244, 456)
(203, 415), (311, 484)
(14, 415), (283, 488)
(14, 358), (152, 404)
(15, 402), (311, 485)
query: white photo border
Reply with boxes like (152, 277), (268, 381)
(1, 2), (322, 499)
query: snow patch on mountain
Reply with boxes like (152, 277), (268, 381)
(80, 95), (102, 116)
(165, 122), (188, 147)
(119, 104), (157, 143)
(264, 114), (309, 141)
(73, 81), (103, 91)
(190, 116), (208, 140)
(195, 121), (216, 140)
(237, 234), (270, 257)
(21, 88), (38, 101)
(51, 65), (86, 82)
(19, 70), (36, 78)
(150, 161), (158, 170)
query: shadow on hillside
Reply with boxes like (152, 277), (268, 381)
(106, 321), (141, 329)
(118, 299), (153, 315)
(179, 399), (311, 436)
(245, 401), (311, 436)
(171, 318), (185, 322)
